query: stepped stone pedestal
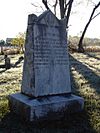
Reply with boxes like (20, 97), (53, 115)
(9, 10), (84, 121)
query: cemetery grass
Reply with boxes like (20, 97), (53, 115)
(0, 53), (100, 133)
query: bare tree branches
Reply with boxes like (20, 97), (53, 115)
(92, 12), (100, 20)
(42, 0), (49, 10)
(42, 0), (74, 27)
(53, 0), (58, 15)
(89, 1), (100, 21)
(66, 0), (74, 27)
(31, 2), (44, 12)
(31, 3), (38, 7)
(64, 0), (70, 15)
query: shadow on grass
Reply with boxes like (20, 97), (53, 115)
(0, 69), (6, 74)
(13, 56), (24, 68)
(0, 65), (5, 68)
(84, 52), (100, 61)
(0, 111), (96, 133)
(0, 66), (12, 74)
(0, 65), (6, 74)
(69, 54), (100, 133)
(69, 55), (100, 94)
(0, 56), (24, 74)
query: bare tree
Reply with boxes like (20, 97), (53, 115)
(78, 1), (100, 53)
(42, 0), (74, 28)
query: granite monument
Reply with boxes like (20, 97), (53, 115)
(9, 10), (84, 121)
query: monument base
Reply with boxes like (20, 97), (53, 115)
(9, 93), (84, 121)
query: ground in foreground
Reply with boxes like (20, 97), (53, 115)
(0, 53), (100, 133)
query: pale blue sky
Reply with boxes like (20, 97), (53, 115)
(0, 0), (100, 40)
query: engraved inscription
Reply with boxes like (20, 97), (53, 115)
(34, 33), (68, 67)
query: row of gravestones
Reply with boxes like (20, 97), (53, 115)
(9, 10), (84, 121)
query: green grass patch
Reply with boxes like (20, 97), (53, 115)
(0, 100), (9, 119)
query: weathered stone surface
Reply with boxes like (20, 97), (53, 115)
(9, 10), (84, 121)
(9, 93), (84, 121)
(22, 10), (71, 97)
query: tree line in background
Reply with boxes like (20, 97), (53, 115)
(0, 34), (100, 55)
(11, 32), (26, 53)
(68, 35), (100, 52)
(0, 32), (25, 55)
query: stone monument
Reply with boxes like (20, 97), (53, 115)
(9, 10), (84, 121)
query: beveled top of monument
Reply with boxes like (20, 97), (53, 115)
(22, 10), (71, 97)
(28, 10), (60, 26)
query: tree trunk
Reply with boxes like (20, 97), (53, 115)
(78, 22), (90, 53)
(66, 0), (74, 27)
(59, 0), (65, 18)
(78, 2), (100, 53)
(1, 46), (4, 55)
(59, 0), (74, 27)
(42, 0), (49, 10)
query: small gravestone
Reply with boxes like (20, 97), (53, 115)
(5, 55), (11, 69)
(9, 10), (84, 121)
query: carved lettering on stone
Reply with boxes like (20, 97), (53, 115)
(22, 10), (71, 97)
